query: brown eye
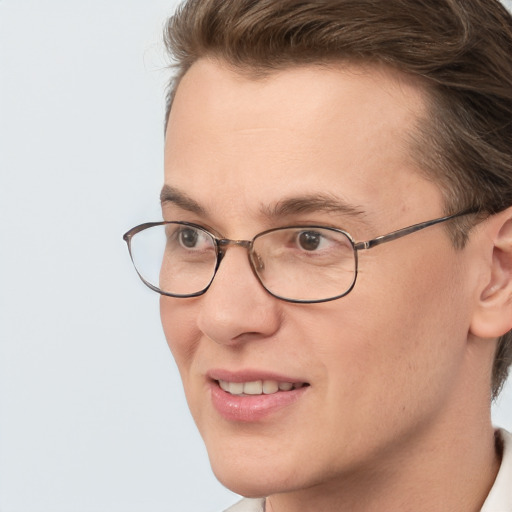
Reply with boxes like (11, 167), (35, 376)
(179, 228), (199, 248)
(298, 231), (321, 251)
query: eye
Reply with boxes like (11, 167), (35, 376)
(179, 228), (199, 248)
(297, 231), (326, 251)
(175, 226), (213, 251)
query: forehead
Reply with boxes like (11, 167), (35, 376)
(164, 59), (441, 231)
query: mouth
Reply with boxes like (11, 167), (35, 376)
(217, 379), (309, 396)
(209, 373), (310, 422)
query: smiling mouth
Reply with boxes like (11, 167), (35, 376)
(217, 379), (309, 396)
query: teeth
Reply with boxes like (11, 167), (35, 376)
(229, 382), (244, 395)
(262, 380), (279, 394)
(244, 381), (263, 395)
(219, 380), (230, 392)
(218, 379), (305, 396)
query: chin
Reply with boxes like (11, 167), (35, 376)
(207, 447), (308, 498)
(212, 467), (286, 499)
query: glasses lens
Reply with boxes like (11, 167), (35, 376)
(252, 227), (356, 302)
(129, 223), (217, 296)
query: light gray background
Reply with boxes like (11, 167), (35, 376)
(1, 1), (511, 511)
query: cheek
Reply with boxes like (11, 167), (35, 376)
(316, 245), (470, 426)
(355, 236), (470, 343)
(160, 296), (200, 382)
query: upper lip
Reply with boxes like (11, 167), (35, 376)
(207, 368), (309, 384)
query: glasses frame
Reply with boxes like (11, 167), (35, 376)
(123, 209), (476, 304)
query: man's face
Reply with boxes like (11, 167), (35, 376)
(161, 59), (475, 496)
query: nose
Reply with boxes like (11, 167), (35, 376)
(196, 245), (282, 346)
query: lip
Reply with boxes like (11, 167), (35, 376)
(207, 369), (310, 423)
(208, 368), (307, 384)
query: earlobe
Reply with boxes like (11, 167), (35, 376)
(470, 210), (512, 339)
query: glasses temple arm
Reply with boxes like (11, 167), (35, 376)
(354, 210), (476, 251)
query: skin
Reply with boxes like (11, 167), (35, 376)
(161, 59), (510, 511)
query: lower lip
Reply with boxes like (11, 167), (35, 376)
(210, 382), (309, 422)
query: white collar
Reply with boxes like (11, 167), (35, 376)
(480, 428), (512, 511)
(224, 497), (265, 512)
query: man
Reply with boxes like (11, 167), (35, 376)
(124, 0), (512, 510)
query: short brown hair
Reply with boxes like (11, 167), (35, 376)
(163, 0), (512, 397)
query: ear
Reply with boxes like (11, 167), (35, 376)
(470, 207), (512, 339)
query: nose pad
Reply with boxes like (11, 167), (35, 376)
(215, 248), (226, 268)
(250, 250), (265, 272)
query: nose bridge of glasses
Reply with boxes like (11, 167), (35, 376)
(215, 238), (264, 278)
(215, 238), (265, 275)
(217, 238), (252, 250)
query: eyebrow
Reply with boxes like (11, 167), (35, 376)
(160, 185), (368, 224)
(262, 193), (367, 221)
(160, 185), (207, 215)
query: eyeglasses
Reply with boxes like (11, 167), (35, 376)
(123, 210), (474, 304)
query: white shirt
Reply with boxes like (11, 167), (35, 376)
(481, 429), (512, 511)
(224, 498), (265, 512)
(224, 429), (512, 512)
